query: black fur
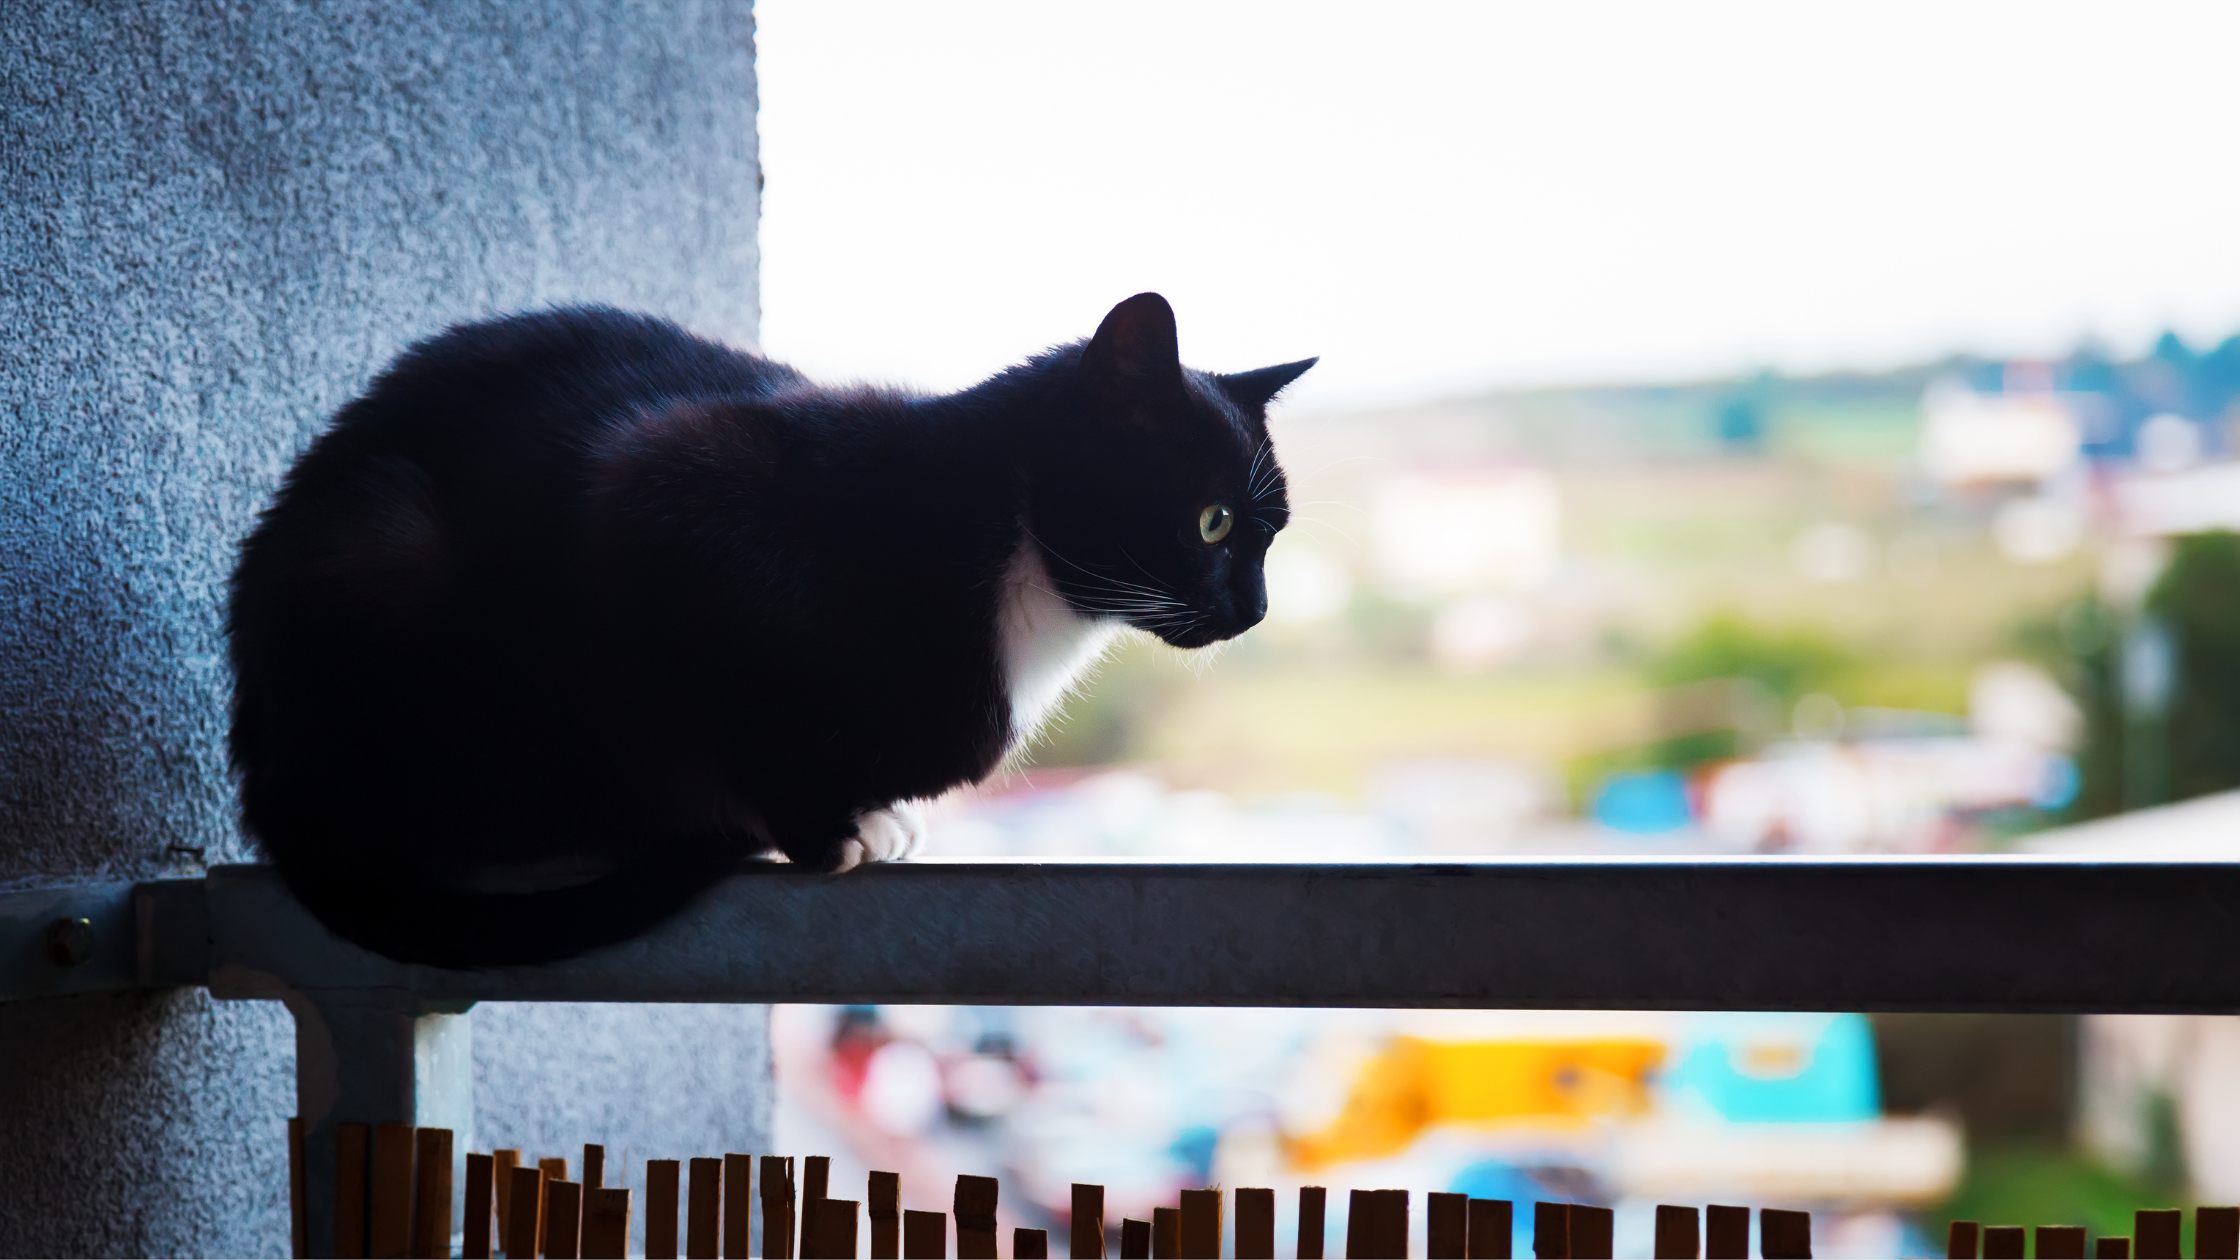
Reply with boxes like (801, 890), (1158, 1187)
(228, 293), (1313, 967)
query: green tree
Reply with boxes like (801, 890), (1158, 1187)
(2062, 532), (2240, 818)
(1648, 611), (1851, 705)
(2154, 532), (2240, 802)
(2037, 598), (2124, 821)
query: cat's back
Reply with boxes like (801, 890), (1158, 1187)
(232, 309), (804, 720)
(312, 307), (798, 472)
(239, 307), (800, 610)
(230, 309), (808, 837)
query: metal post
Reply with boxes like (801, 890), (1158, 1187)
(285, 990), (473, 1259)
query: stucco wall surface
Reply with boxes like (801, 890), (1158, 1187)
(0, 3), (770, 1253)
(471, 1002), (776, 1258)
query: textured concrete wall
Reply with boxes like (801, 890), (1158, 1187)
(473, 1003), (775, 1257)
(0, 3), (769, 1253)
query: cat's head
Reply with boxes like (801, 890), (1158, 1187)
(1031, 293), (1315, 649)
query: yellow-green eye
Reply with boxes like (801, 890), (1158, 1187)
(1199, 504), (1234, 543)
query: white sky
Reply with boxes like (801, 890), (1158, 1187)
(755, 0), (2240, 410)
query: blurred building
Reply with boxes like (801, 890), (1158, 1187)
(1371, 466), (1561, 598)
(2027, 795), (2240, 1201)
(1645, 662), (2082, 853)
(2112, 462), (2240, 537)
(1697, 735), (2068, 853)
(1919, 378), (2083, 485)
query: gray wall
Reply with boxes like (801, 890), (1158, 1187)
(1, 3), (770, 1253)
(472, 1003), (774, 1258)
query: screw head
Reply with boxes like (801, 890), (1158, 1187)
(44, 917), (95, 968)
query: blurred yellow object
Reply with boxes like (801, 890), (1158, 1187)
(1291, 1037), (1666, 1170)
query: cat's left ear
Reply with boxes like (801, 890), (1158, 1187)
(1082, 292), (1185, 399)
(1217, 358), (1319, 410)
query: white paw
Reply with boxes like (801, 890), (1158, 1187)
(833, 800), (928, 871)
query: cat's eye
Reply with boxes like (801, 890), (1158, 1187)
(1199, 505), (1234, 543)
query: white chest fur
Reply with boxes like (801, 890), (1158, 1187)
(995, 540), (1124, 751)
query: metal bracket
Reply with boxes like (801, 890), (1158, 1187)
(0, 881), (143, 1003)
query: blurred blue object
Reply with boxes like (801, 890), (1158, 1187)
(1448, 1157), (1547, 1204)
(1450, 1160), (1575, 1259)
(1592, 769), (1693, 833)
(1169, 1124), (1218, 1183)
(1667, 1013), (1880, 1122)
(2034, 755), (2081, 810)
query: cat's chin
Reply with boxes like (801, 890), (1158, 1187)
(1153, 624), (1238, 650)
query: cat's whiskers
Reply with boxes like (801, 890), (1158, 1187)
(1083, 597), (1200, 628)
(1080, 594), (1185, 613)
(1067, 594), (1194, 628)
(1283, 509), (1361, 546)
(1024, 528), (1187, 605)
(1080, 576), (1182, 605)
(1244, 436), (1280, 502)
(1060, 576), (1190, 609)
(1028, 539), (1206, 631)
(1093, 594), (1194, 620)
(1116, 546), (1183, 594)
(1083, 603), (1196, 631)
(1020, 524), (1227, 646)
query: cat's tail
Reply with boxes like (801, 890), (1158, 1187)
(272, 834), (754, 969)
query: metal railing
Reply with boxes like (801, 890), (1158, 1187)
(7, 855), (2238, 1255)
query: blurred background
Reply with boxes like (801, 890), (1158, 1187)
(755, 3), (2240, 1254)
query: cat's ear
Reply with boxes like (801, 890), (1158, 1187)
(1216, 357), (1319, 410)
(1081, 293), (1184, 398)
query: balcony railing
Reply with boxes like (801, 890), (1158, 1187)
(7, 855), (2238, 1255)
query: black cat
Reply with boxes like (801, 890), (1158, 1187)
(228, 293), (1313, 967)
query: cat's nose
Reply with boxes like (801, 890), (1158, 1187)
(1234, 575), (1268, 630)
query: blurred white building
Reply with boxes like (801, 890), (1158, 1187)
(1371, 466), (1560, 597)
(2026, 795), (2240, 1202)
(1918, 378), (2083, 484)
(1699, 737), (2062, 853)
(2075, 1015), (2240, 1203)
(2112, 460), (2240, 537)
(1699, 662), (2080, 853)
